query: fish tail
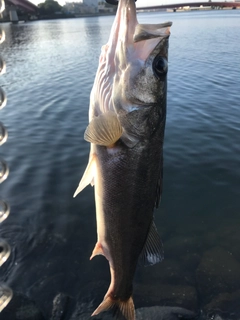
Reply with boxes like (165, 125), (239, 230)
(91, 295), (135, 320)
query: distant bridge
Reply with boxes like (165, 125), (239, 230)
(5, 0), (37, 12)
(2, 0), (38, 23)
(137, 1), (240, 10)
(2, 0), (240, 24)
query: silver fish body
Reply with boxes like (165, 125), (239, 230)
(74, 0), (172, 319)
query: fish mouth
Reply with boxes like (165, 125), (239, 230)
(107, 0), (171, 68)
(105, 0), (136, 5)
(110, 0), (138, 48)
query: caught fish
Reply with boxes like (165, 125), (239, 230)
(74, 0), (172, 318)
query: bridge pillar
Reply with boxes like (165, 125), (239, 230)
(9, 7), (19, 23)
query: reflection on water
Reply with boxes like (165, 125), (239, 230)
(0, 10), (240, 319)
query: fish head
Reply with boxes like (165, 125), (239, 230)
(90, 0), (172, 147)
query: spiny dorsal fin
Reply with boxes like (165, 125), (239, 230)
(134, 22), (172, 42)
(139, 221), (164, 266)
(92, 296), (135, 320)
(84, 111), (123, 146)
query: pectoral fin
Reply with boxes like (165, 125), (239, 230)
(139, 221), (164, 266)
(84, 111), (123, 147)
(73, 154), (96, 197)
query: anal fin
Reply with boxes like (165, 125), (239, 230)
(139, 221), (164, 266)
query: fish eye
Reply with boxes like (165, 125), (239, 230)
(153, 56), (168, 78)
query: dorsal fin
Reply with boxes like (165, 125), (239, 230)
(134, 22), (172, 42)
(155, 154), (163, 208)
(84, 111), (123, 147)
(139, 221), (164, 266)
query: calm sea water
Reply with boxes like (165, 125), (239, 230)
(0, 9), (240, 319)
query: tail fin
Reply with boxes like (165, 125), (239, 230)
(91, 295), (135, 320)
